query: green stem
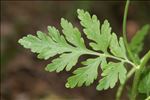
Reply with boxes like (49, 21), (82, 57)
(122, 0), (137, 64)
(123, 0), (129, 42)
(116, 0), (140, 99)
(130, 50), (150, 100)
(116, 67), (136, 100)
(86, 50), (136, 68)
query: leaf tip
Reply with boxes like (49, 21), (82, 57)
(47, 26), (51, 30)
(65, 83), (70, 88)
(18, 38), (22, 44)
(44, 67), (49, 71)
(61, 17), (65, 22)
(96, 85), (102, 91)
(77, 9), (81, 13)
(77, 9), (84, 14)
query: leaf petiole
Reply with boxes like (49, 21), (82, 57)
(85, 49), (136, 68)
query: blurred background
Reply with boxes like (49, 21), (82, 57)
(1, 1), (150, 100)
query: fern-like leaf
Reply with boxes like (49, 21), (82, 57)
(18, 9), (132, 91)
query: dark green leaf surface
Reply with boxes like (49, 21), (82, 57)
(129, 24), (150, 55)
(138, 71), (150, 94)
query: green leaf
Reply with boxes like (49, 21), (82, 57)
(96, 62), (127, 90)
(19, 19), (86, 72)
(129, 24), (150, 55)
(138, 71), (150, 94)
(19, 26), (86, 72)
(110, 33), (127, 58)
(61, 18), (85, 48)
(77, 9), (112, 52)
(145, 96), (150, 100)
(77, 9), (100, 41)
(18, 29), (71, 60)
(45, 51), (81, 72)
(66, 57), (101, 88)
(18, 9), (129, 91)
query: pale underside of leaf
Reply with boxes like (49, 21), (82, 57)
(61, 18), (85, 48)
(96, 62), (127, 90)
(110, 33), (127, 59)
(66, 57), (101, 88)
(77, 9), (112, 52)
(45, 51), (82, 72)
(18, 9), (128, 91)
